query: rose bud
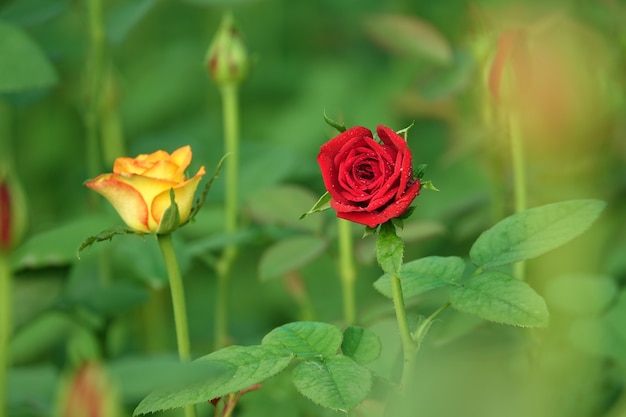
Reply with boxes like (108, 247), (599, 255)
(205, 13), (250, 86)
(85, 145), (205, 234)
(58, 362), (120, 417)
(0, 165), (27, 253)
(317, 125), (421, 228)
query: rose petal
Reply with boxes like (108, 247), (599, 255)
(318, 127), (372, 205)
(142, 160), (185, 182)
(151, 166), (206, 228)
(170, 145), (193, 173)
(85, 174), (151, 232)
(377, 125), (415, 201)
(334, 179), (421, 228)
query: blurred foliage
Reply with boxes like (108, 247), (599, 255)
(2, 0), (626, 416)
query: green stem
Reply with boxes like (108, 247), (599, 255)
(214, 84), (240, 350)
(85, 0), (105, 181)
(156, 234), (196, 417)
(337, 219), (356, 325)
(390, 273), (417, 391)
(509, 116), (527, 280)
(0, 253), (11, 417)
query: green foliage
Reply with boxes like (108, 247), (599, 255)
(376, 222), (403, 276)
(262, 321), (342, 358)
(341, 326), (382, 365)
(134, 345), (293, 415)
(247, 184), (324, 233)
(105, 0), (156, 44)
(470, 200), (607, 269)
(363, 13), (453, 65)
(374, 256), (465, 299)
(134, 322), (380, 414)
(292, 355), (372, 412)
(156, 189), (180, 235)
(258, 235), (327, 281)
(12, 214), (119, 267)
(449, 271), (549, 328)
(0, 21), (57, 92)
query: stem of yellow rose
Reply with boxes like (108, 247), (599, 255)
(0, 253), (12, 417)
(156, 234), (196, 417)
(509, 116), (527, 280)
(389, 273), (417, 391)
(214, 84), (240, 350)
(337, 219), (356, 326)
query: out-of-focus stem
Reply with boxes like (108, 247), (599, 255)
(214, 84), (240, 350)
(337, 219), (356, 325)
(509, 116), (527, 280)
(0, 254), (12, 417)
(85, 0), (105, 182)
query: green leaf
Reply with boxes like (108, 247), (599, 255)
(374, 256), (465, 299)
(134, 345), (293, 415)
(0, 21), (57, 92)
(156, 188), (180, 235)
(9, 312), (75, 364)
(416, 50), (473, 100)
(105, 0), (155, 44)
(247, 184), (323, 233)
(258, 235), (327, 281)
(292, 355), (372, 412)
(375, 222), (403, 276)
(7, 365), (57, 407)
(364, 13), (453, 65)
(12, 214), (118, 268)
(470, 200), (607, 269)
(0, 0), (67, 26)
(449, 271), (549, 328)
(262, 321), (343, 359)
(341, 326), (382, 365)
(109, 355), (188, 401)
(300, 191), (331, 220)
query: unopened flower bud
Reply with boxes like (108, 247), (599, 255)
(205, 13), (250, 86)
(58, 362), (121, 417)
(0, 165), (27, 253)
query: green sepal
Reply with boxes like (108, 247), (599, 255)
(361, 225), (379, 238)
(77, 226), (144, 258)
(421, 180), (439, 191)
(414, 164), (428, 179)
(323, 110), (347, 133)
(300, 191), (331, 220)
(184, 154), (228, 226)
(395, 121), (415, 140)
(156, 188), (180, 235)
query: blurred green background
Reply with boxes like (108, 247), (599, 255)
(2, 0), (626, 416)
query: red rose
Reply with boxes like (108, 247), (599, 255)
(317, 125), (421, 228)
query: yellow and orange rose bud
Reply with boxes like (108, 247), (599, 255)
(205, 13), (250, 86)
(85, 145), (205, 234)
(57, 362), (120, 417)
(0, 165), (28, 253)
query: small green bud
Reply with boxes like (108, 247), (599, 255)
(205, 13), (250, 86)
(0, 164), (27, 253)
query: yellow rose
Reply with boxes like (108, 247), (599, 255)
(85, 145), (206, 233)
